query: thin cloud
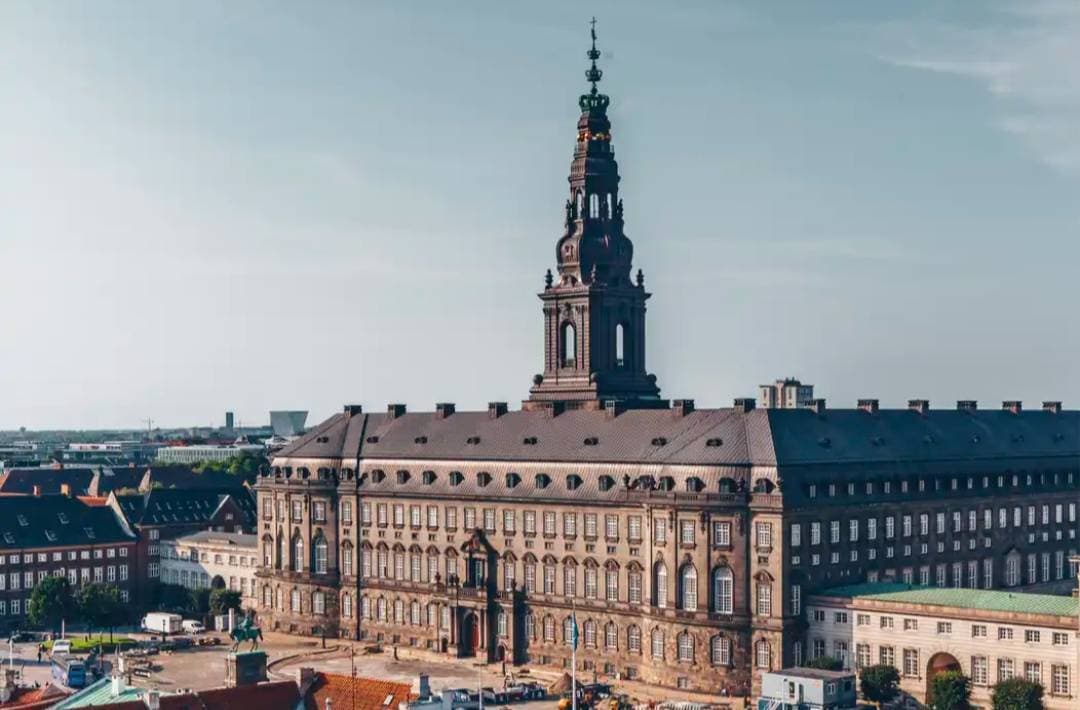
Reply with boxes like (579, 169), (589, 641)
(880, 1), (1080, 173)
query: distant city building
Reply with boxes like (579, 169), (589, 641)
(269, 411), (307, 438)
(806, 583), (1078, 709)
(61, 440), (161, 466)
(155, 442), (264, 464)
(759, 378), (815, 409)
(159, 531), (259, 607)
(225, 411), (235, 431)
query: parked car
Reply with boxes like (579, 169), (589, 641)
(504, 681), (545, 701)
(8, 630), (35, 643)
(181, 620), (205, 634)
(51, 640), (72, 656)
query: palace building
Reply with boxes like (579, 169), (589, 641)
(253, 28), (1080, 695)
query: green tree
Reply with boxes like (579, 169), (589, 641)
(805, 655), (844, 671)
(194, 452), (267, 482)
(929, 670), (972, 710)
(28, 576), (75, 632)
(860, 664), (900, 705)
(209, 589), (242, 616)
(150, 582), (193, 613)
(991, 678), (1044, 710)
(189, 587), (210, 615)
(77, 584), (126, 642)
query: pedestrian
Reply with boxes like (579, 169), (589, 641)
(36, 647), (41, 663)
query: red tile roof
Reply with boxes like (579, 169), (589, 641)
(1, 682), (72, 709)
(188, 680), (300, 710)
(304, 673), (412, 710)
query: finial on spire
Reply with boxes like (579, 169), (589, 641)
(579, 18), (610, 114)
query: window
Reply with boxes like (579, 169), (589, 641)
(999, 627), (1014, 640)
(855, 644), (871, 669)
(756, 581), (771, 616)
(755, 640), (771, 669)
(605, 515), (618, 540)
(605, 569), (618, 601)
(1025, 629), (1040, 643)
(997, 658), (1014, 682)
(628, 516), (642, 542)
(680, 520), (695, 545)
(1024, 662), (1041, 684)
(903, 649), (919, 677)
(850, 519), (859, 542)
(810, 522), (821, 545)
(1051, 665), (1070, 696)
(628, 625), (641, 653)
(313, 536), (328, 575)
(584, 566), (597, 599)
(789, 523), (801, 548)
(710, 635), (730, 665)
(654, 518), (667, 544)
(1053, 632), (1069, 646)
(312, 591), (325, 615)
(880, 616), (894, 630)
(879, 646), (895, 668)
(543, 512), (555, 536)
(561, 322), (577, 367)
(677, 632), (693, 662)
(790, 584), (802, 616)
(628, 571), (642, 604)
(903, 619), (918, 631)
(563, 513), (577, 537)
(290, 589), (301, 613)
(502, 510), (515, 533)
(971, 656), (988, 686)
(937, 622), (952, 635)
(654, 563), (667, 608)
(679, 565), (697, 611)
(756, 522), (772, 549)
(563, 564), (576, 597)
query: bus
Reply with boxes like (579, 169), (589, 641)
(51, 654), (87, 688)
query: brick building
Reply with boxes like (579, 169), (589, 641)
(252, 27), (1080, 696)
(0, 495), (136, 631)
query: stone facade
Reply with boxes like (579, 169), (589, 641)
(159, 531), (260, 607)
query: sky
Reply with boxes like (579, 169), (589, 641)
(1, 1), (1078, 430)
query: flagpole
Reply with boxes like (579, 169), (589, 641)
(571, 597), (577, 710)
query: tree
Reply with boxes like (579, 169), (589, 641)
(189, 587), (210, 615)
(150, 582), (193, 613)
(929, 670), (971, 710)
(209, 589), (242, 616)
(860, 664), (900, 705)
(77, 584), (126, 642)
(805, 656), (844, 671)
(991, 678), (1044, 710)
(28, 577), (75, 632)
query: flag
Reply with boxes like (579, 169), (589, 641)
(571, 613), (579, 650)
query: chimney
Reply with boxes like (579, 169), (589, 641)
(1042, 401), (1062, 414)
(60, 483), (71, 497)
(809, 399), (827, 414)
(1002, 400), (1022, 414)
(386, 404), (406, 420)
(957, 400), (978, 412)
(672, 399), (695, 418)
(342, 404), (363, 417)
(857, 399), (879, 414)
(733, 398), (756, 413)
(908, 399), (930, 415)
(32, 485), (41, 498)
(487, 402), (508, 419)
(435, 402), (455, 419)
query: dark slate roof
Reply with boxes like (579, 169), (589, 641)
(88, 467), (145, 496)
(0, 496), (135, 550)
(275, 406), (1079, 470)
(143, 465), (246, 490)
(0, 467), (96, 496)
(114, 487), (255, 528)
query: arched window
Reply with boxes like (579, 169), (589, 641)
(714, 567), (734, 614)
(756, 579), (772, 616)
(680, 564), (698, 611)
(313, 535), (328, 575)
(290, 588), (301, 612)
(561, 322), (577, 368)
(342, 593), (353, 618)
(376, 597), (387, 622)
(563, 617), (576, 646)
(755, 639), (772, 669)
(292, 535), (303, 573)
(654, 562), (668, 608)
(525, 612), (536, 639)
(393, 599), (404, 624)
(575, 191), (583, 215)
(628, 625), (641, 653)
(589, 193), (599, 218)
(275, 587), (282, 610)
(543, 615), (555, 642)
(262, 535), (273, 568)
(711, 635), (731, 666)
(651, 628), (665, 659)
(275, 532), (284, 569)
(615, 323), (625, 367)
(605, 622), (618, 649)
(583, 620), (596, 648)
(341, 541), (353, 577)
(312, 590), (325, 615)
(606, 193), (613, 219)
(677, 632), (694, 662)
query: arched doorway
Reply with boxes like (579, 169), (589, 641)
(926, 652), (961, 701)
(460, 612), (478, 658)
(211, 575), (226, 590)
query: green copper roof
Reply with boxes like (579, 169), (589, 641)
(53, 677), (148, 708)
(818, 583), (1080, 618)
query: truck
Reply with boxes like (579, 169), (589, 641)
(141, 612), (183, 635)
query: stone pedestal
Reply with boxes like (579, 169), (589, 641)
(224, 651), (267, 687)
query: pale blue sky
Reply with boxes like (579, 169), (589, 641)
(1, 1), (1077, 429)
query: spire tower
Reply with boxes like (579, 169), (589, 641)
(525, 21), (664, 411)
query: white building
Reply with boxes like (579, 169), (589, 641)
(159, 531), (259, 608)
(759, 378), (814, 409)
(156, 443), (264, 464)
(805, 583), (1078, 709)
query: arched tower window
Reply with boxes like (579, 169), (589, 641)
(589, 193), (599, 218)
(561, 322), (577, 368)
(615, 323), (625, 367)
(713, 566), (734, 614)
(575, 190), (583, 216)
(679, 564), (698, 611)
(654, 561), (668, 608)
(313, 534), (328, 575)
(291, 534), (303, 573)
(606, 193), (613, 218)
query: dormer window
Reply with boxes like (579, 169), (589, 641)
(686, 477), (705, 493)
(657, 476), (675, 492)
(583, 437), (599, 446)
(598, 476), (615, 492)
(706, 438), (723, 447)
(3, 534), (12, 544)
(395, 470), (410, 484)
(84, 527), (96, 539)
(535, 474), (551, 489)
(449, 471), (464, 487)
(57, 514), (69, 525)
(45, 530), (57, 542)
(522, 436), (538, 446)
(505, 473), (521, 489)
(414, 436), (428, 445)
(366, 436), (380, 444)
(371, 470), (386, 483)
(477, 472), (492, 487)
(422, 471), (437, 485)
(566, 475), (583, 491)
(466, 436), (481, 445)
(651, 437), (667, 447)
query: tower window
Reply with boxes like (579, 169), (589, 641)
(561, 322), (577, 368)
(589, 193), (599, 218)
(615, 323), (626, 367)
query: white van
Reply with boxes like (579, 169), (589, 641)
(181, 620), (205, 634)
(51, 639), (72, 655)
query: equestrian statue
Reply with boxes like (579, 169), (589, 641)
(229, 612), (264, 653)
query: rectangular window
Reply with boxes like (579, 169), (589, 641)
(446, 507), (457, 530)
(903, 649), (919, 677)
(810, 522), (821, 545)
(998, 658), (1015, 682)
(376, 503), (387, 526)
(830, 520), (840, 544)
(682, 520), (696, 545)
(879, 646), (894, 668)
(392, 504), (404, 527)
(628, 516), (642, 542)
(884, 516), (895, 539)
(654, 518), (667, 544)
(543, 512), (556, 536)
(605, 514), (618, 540)
(584, 513), (598, 539)
(427, 505), (438, 528)
(1051, 665), (1070, 696)
(867, 518), (877, 540)
(464, 508), (476, 530)
(362, 502), (372, 524)
(502, 510), (515, 533)
(789, 523), (800, 548)
(524, 510), (536, 534)
(756, 522), (772, 549)
(972, 656), (988, 686)
(850, 519), (859, 542)
(563, 513), (577, 537)
(341, 501), (353, 524)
